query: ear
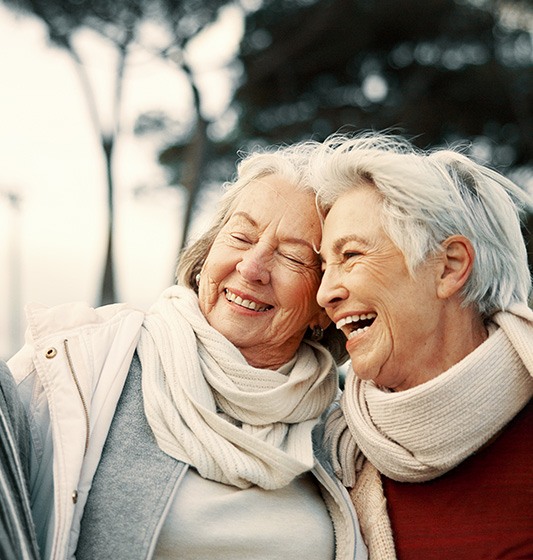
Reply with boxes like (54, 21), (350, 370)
(436, 235), (474, 300)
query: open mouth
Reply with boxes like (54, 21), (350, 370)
(225, 289), (273, 312)
(336, 313), (377, 339)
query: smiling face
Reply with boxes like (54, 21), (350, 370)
(317, 185), (454, 390)
(198, 174), (329, 370)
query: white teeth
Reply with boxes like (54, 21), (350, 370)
(347, 326), (370, 339)
(225, 290), (269, 312)
(337, 315), (359, 329)
(336, 313), (377, 330)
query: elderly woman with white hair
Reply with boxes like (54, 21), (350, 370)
(314, 132), (533, 559)
(8, 141), (366, 560)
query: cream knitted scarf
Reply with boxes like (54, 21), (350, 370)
(326, 304), (533, 559)
(138, 286), (338, 490)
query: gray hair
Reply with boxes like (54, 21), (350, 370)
(310, 132), (532, 318)
(176, 141), (349, 364)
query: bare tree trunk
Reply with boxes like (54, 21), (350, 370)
(180, 117), (210, 248)
(179, 64), (211, 253)
(68, 45), (118, 304)
(100, 136), (116, 305)
(68, 31), (132, 304)
(99, 42), (129, 305)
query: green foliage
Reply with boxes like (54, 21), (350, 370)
(235, 0), (532, 170)
(2, 0), (532, 284)
(230, 0), (532, 276)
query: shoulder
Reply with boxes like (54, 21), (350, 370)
(24, 301), (144, 338)
(8, 302), (145, 386)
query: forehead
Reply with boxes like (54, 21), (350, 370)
(227, 174), (322, 235)
(321, 188), (383, 250)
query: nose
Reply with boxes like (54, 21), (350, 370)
(236, 245), (271, 284)
(317, 266), (348, 308)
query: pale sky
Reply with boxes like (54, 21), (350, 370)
(0, 4), (244, 358)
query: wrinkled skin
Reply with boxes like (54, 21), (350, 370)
(198, 174), (330, 370)
(318, 186), (486, 390)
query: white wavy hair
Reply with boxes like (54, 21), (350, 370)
(177, 140), (321, 290)
(310, 132), (533, 318)
(176, 139), (349, 364)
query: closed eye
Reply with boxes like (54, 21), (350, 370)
(231, 233), (252, 244)
(280, 250), (320, 269)
(282, 254), (307, 266)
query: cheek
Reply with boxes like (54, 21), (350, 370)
(202, 247), (236, 283)
(285, 271), (322, 313)
(365, 263), (412, 303)
(198, 255), (229, 314)
(197, 281), (216, 317)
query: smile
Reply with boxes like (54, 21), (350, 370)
(336, 313), (377, 339)
(225, 289), (272, 312)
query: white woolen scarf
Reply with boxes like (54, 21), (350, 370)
(138, 286), (338, 490)
(326, 303), (533, 559)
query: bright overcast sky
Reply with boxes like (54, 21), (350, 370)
(0, 3), (243, 358)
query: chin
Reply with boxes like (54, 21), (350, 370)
(348, 359), (376, 382)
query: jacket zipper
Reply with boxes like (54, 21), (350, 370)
(63, 339), (90, 453)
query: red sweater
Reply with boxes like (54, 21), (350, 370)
(382, 401), (532, 559)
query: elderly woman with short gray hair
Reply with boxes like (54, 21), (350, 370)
(314, 132), (533, 560)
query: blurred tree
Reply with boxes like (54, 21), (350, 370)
(235, 0), (532, 162)
(231, 0), (533, 273)
(2, 0), (147, 304)
(2, 0), (228, 303)
(158, 0), (532, 270)
(2, 0), (532, 300)
(138, 0), (232, 256)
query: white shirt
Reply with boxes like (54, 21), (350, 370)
(154, 467), (335, 560)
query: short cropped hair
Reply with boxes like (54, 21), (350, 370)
(176, 141), (349, 364)
(310, 132), (532, 318)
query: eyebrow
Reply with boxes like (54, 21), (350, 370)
(319, 234), (370, 260)
(231, 211), (317, 251)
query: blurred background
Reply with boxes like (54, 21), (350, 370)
(0, 0), (532, 360)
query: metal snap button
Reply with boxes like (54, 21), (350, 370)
(45, 347), (57, 359)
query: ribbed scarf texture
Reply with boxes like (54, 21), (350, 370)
(326, 303), (533, 559)
(138, 286), (338, 490)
